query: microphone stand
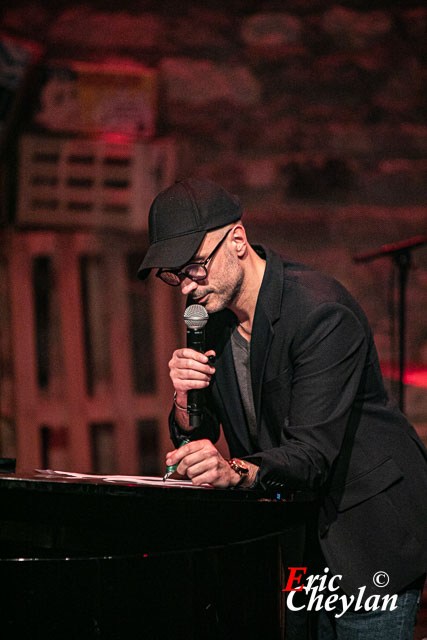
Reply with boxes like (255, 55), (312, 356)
(354, 235), (427, 413)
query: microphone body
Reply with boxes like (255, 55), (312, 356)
(184, 305), (209, 428)
(187, 325), (205, 428)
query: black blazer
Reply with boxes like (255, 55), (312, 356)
(170, 246), (427, 597)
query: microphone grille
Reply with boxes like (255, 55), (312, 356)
(184, 304), (209, 330)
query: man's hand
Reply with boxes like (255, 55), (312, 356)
(165, 439), (258, 489)
(169, 348), (216, 412)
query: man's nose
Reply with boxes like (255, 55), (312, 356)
(181, 278), (197, 296)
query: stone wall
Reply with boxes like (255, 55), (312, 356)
(2, 1), (426, 420)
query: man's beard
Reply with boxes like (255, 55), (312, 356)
(191, 262), (244, 314)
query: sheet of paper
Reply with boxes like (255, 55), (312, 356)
(35, 469), (212, 488)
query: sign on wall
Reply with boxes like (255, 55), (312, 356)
(35, 59), (157, 137)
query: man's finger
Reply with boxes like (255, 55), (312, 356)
(185, 457), (218, 479)
(174, 369), (211, 381)
(165, 439), (210, 466)
(173, 358), (214, 375)
(178, 348), (209, 363)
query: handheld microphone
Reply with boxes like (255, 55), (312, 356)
(184, 304), (209, 428)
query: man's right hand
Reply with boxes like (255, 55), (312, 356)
(169, 348), (216, 413)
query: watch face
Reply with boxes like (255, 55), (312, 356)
(230, 459), (249, 475)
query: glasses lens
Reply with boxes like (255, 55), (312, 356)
(181, 264), (207, 280)
(159, 271), (181, 286)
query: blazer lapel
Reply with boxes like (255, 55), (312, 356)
(251, 306), (274, 428)
(250, 248), (284, 430)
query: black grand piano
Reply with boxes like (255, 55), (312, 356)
(0, 469), (312, 639)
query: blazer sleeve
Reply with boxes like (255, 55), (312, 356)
(168, 388), (221, 448)
(244, 302), (368, 491)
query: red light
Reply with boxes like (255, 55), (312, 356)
(381, 363), (427, 390)
(98, 132), (133, 144)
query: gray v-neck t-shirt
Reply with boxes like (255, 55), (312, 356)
(230, 327), (258, 445)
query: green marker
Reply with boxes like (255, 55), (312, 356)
(162, 438), (190, 481)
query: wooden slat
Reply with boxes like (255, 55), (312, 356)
(55, 233), (92, 472)
(9, 234), (41, 469)
(107, 248), (139, 475)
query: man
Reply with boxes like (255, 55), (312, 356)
(138, 178), (427, 639)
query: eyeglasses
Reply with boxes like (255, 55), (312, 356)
(156, 228), (232, 286)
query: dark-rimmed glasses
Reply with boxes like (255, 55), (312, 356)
(156, 228), (232, 286)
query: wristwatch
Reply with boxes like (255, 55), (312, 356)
(227, 458), (249, 485)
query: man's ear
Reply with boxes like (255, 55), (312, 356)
(230, 224), (247, 257)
